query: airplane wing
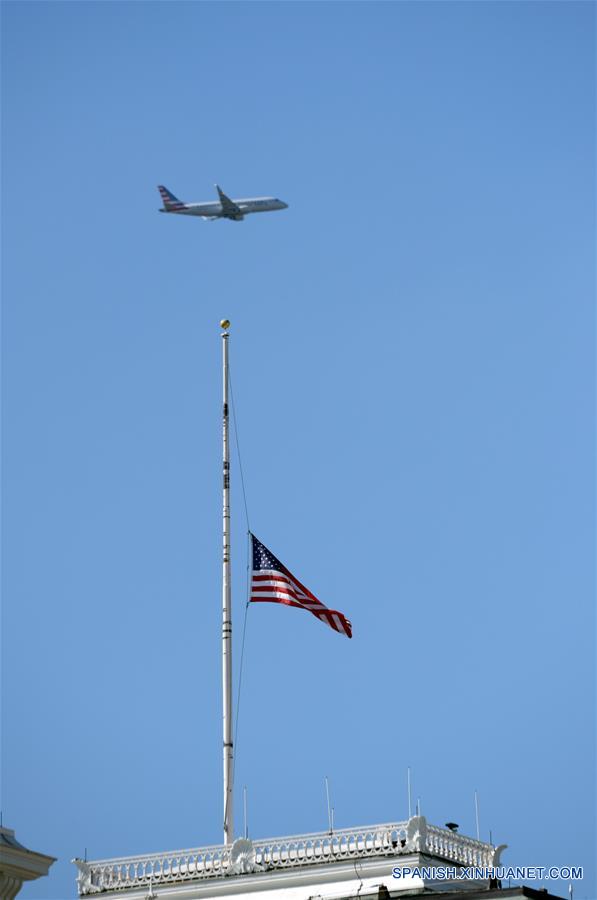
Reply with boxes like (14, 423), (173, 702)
(215, 184), (242, 217)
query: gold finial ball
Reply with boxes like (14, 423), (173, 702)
(220, 319), (231, 330)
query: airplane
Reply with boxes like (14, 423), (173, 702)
(157, 184), (288, 222)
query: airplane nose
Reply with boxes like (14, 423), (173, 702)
(280, 201), (288, 209)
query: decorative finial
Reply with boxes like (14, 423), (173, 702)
(220, 319), (231, 330)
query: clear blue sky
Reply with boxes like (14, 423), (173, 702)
(2, 2), (594, 898)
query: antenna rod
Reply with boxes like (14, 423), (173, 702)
(243, 785), (248, 839)
(474, 791), (480, 841)
(325, 777), (332, 834)
(221, 320), (234, 844)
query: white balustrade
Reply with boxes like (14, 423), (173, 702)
(425, 825), (494, 868)
(74, 820), (496, 895)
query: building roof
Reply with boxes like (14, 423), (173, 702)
(72, 815), (507, 897)
(0, 825), (56, 900)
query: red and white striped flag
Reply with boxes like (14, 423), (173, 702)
(250, 533), (352, 639)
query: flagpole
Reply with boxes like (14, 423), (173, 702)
(221, 319), (234, 845)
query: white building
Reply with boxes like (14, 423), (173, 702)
(0, 824), (56, 899)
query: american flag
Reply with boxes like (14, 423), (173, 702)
(250, 534), (352, 639)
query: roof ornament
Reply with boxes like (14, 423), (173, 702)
(72, 859), (101, 895)
(491, 843), (508, 866)
(405, 815), (427, 852)
(230, 838), (263, 875)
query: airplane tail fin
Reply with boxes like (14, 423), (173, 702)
(157, 185), (186, 211)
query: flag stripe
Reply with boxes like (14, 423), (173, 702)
(252, 588), (326, 608)
(251, 598), (305, 609)
(252, 573), (331, 609)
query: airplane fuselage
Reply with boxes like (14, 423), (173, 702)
(159, 197), (287, 218)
